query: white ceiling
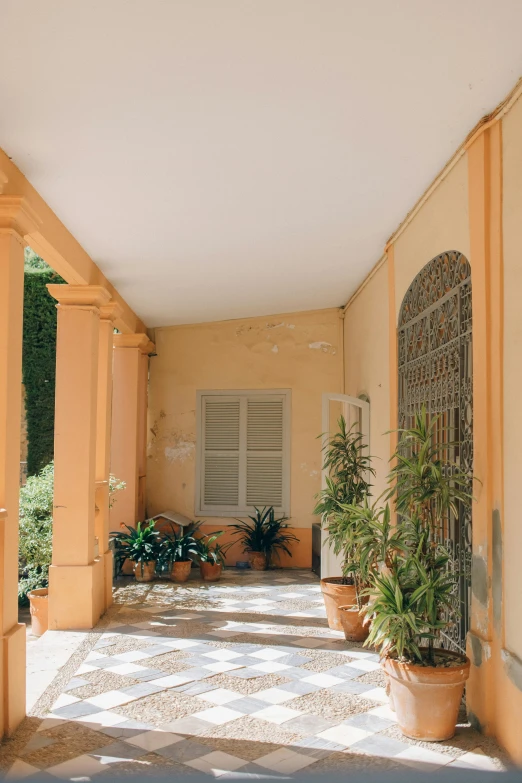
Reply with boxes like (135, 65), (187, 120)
(1, 1), (522, 327)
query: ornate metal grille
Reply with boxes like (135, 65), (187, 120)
(398, 250), (472, 653)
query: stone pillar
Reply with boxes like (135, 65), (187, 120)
(47, 284), (111, 630)
(95, 302), (122, 611)
(0, 196), (40, 736)
(110, 334), (154, 529)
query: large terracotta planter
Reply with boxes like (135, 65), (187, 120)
(28, 588), (48, 637)
(320, 578), (357, 630)
(249, 551), (267, 571)
(383, 650), (470, 741)
(338, 604), (369, 642)
(170, 560), (192, 583)
(134, 560), (156, 582)
(200, 561), (223, 582)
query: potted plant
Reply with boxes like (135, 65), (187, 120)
(196, 532), (229, 582)
(230, 506), (299, 570)
(313, 416), (375, 629)
(328, 501), (404, 641)
(363, 408), (473, 741)
(111, 520), (161, 582)
(160, 523), (200, 583)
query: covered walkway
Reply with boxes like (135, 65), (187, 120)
(2, 569), (506, 779)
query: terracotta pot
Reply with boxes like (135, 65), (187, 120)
(384, 672), (395, 711)
(121, 558), (135, 575)
(320, 578), (357, 630)
(338, 604), (369, 642)
(28, 588), (48, 637)
(170, 560), (192, 583)
(133, 560), (156, 582)
(200, 561), (223, 582)
(249, 551), (267, 571)
(383, 650), (470, 741)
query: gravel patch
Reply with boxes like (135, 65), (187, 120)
(113, 690), (204, 727)
(68, 669), (140, 699)
(291, 689), (374, 721)
(25, 722), (111, 768)
(143, 651), (190, 674)
(300, 650), (354, 672)
(204, 673), (291, 695)
(200, 716), (301, 757)
(354, 669), (387, 687)
(381, 723), (510, 766)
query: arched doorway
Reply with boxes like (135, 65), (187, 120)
(398, 250), (472, 653)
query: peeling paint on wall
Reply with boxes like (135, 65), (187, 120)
(309, 341), (336, 355)
(271, 345), (279, 353)
(165, 441), (195, 463)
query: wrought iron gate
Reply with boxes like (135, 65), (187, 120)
(398, 251), (472, 653)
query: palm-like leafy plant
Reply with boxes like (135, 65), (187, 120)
(229, 506), (299, 567)
(160, 523), (201, 568)
(364, 407), (475, 665)
(111, 520), (161, 576)
(314, 416), (375, 585)
(196, 531), (230, 566)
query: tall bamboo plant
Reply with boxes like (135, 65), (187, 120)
(364, 407), (474, 665)
(313, 416), (375, 589)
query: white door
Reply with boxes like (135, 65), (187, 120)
(320, 393), (370, 579)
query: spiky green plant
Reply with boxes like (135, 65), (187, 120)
(363, 406), (474, 665)
(111, 520), (161, 577)
(229, 506), (299, 567)
(159, 523), (201, 568)
(314, 416), (375, 585)
(196, 531), (231, 566)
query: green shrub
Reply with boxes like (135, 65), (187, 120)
(18, 462), (54, 603)
(23, 250), (64, 476)
(18, 462), (126, 604)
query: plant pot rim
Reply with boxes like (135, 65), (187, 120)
(172, 559), (191, 564)
(28, 588), (48, 599)
(320, 576), (355, 586)
(338, 603), (359, 613)
(383, 649), (470, 684)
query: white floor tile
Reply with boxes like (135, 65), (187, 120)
(317, 724), (371, 748)
(301, 673), (344, 687)
(127, 730), (184, 751)
(251, 705), (303, 724)
(254, 687), (299, 704)
(198, 688), (243, 705)
(192, 706), (244, 725)
(52, 693), (80, 709)
(361, 687), (388, 703)
(112, 650), (152, 662)
(248, 648), (287, 661)
(76, 710), (127, 728)
(203, 661), (244, 673)
(85, 690), (137, 709)
(255, 748), (317, 773)
(186, 751), (248, 776)
(104, 662), (148, 675)
(396, 745), (451, 769)
(249, 661), (290, 673)
(202, 649), (243, 662)
(5, 760), (41, 779)
(454, 749), (499, 771)
(149, 674), (194, 688)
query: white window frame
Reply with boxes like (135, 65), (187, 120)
(195, 389), (291, 517)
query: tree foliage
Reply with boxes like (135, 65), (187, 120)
(22, 248), (64, 475)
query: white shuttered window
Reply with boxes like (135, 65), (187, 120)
(196, 390), (290, 515)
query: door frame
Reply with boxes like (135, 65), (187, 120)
(320, 392), (370, 579)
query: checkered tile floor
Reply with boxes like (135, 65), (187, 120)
(7, 569), (508, 778)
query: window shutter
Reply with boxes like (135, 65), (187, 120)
(246, 397), (284, 507)
(202, 397), (240, 506)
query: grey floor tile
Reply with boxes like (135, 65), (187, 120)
(156, 737), (212, 761)
(226, 697), (273, 714)
(119, 682), (165, 698)
(130, 667), (167, 681)
(349, 734), (411, 757)
(90, 740), (148, 760)
(342, 712), (395, 733)
(278, 680), (321, 695)
(52, 701), (104, 719)
(283, 714), (336, 736)
(330, 680), (374, 695)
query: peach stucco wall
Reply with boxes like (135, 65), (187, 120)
(393, 154), (470, 311)
(340, 116), (522, 763)
(502, 93), (522, 662)
(147, 308), (343, 567)
(343, 262), (390, 501)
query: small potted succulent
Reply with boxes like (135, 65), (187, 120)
(111, 519), (161, 582)
(230, 506), (299, 570)
(196, 532), (230, 582)
(363, 408), (474, 741)
(314, 416), (375, 630)
(160, 523), (200, 583)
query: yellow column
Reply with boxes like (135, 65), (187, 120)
(110, 334), (154, 530)
(95, 302), (122, 611)
(47, 284), (111, 630)
(0, 196), (40, 736)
